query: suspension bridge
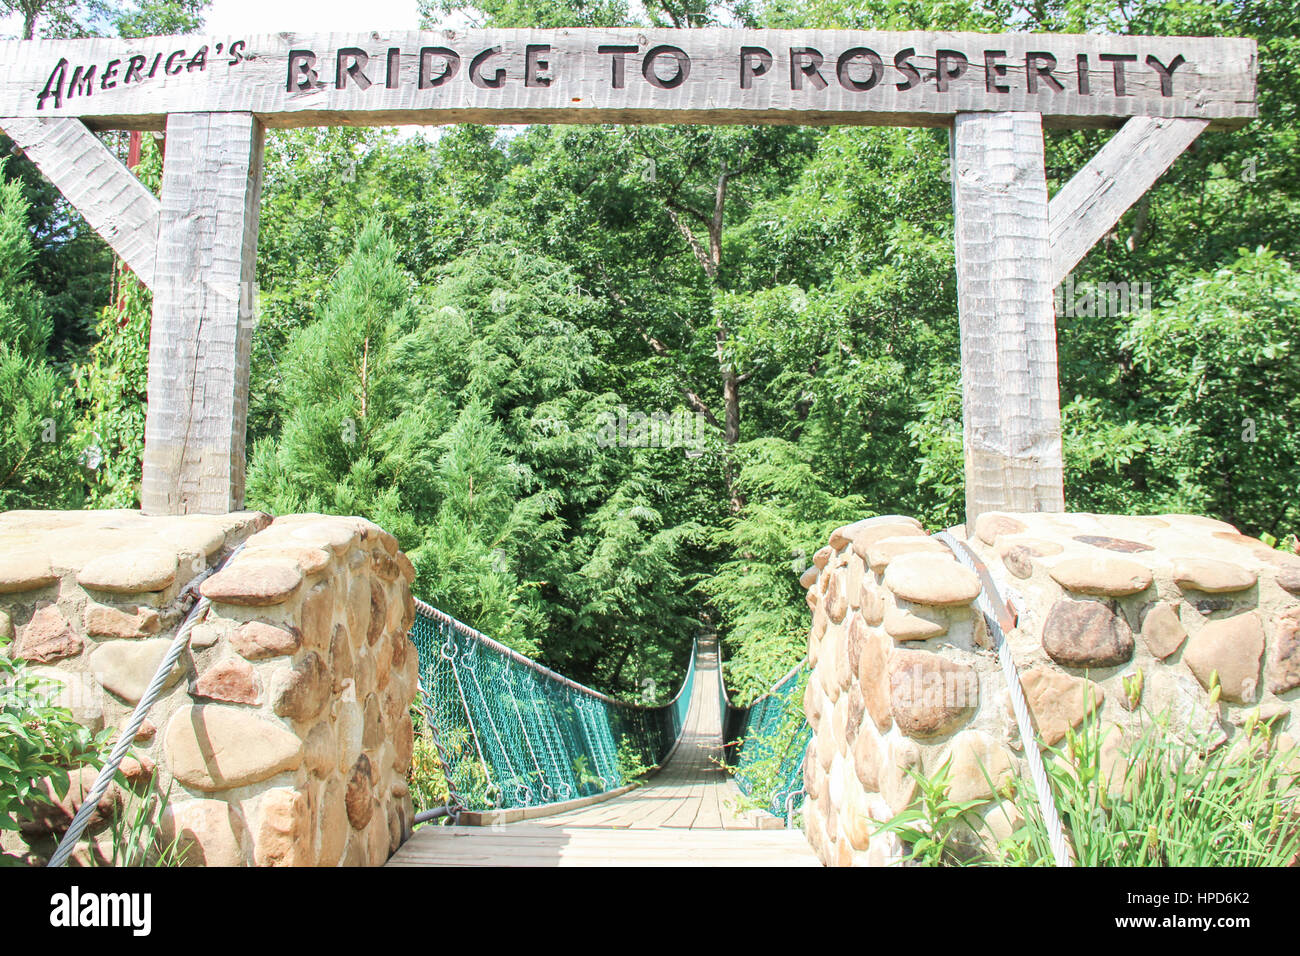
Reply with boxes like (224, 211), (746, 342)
(387, 602), (817, 866)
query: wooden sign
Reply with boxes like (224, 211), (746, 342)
(0, 29), (1257, 130)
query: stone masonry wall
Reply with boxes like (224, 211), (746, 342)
(800, 512), (1300, 867)
(0, 510), (418, 867)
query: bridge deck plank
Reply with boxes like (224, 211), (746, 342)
(388, 636), (812, 865)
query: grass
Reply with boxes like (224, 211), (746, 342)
(87, 771), (187, 868)
(877, 705), (1300, 866)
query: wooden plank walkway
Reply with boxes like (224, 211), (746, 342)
(387, 637), (819, 867)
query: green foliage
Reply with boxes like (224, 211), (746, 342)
(420, 0), (631, 28)
(700, 439), (864, 699)
(571, 754), (602, 789)
(0, 637), (107, 848)
(90, 773), (187, 867)
(0, 167), (83, 510)
(408, 705), (452, 816)
(727, 667), (810, 820)
(70, 265), (150, 507)
(1015, 710), (1300, 867)
(248, 220), (428, 544)
(615, 734), (655, 784)
(878, 706), (1300, 867)
(70, 129), (162, 509)
(1114, 248), (1300, 534)
(0, 175), (53, 357)
(873, 758), (995, 866)
(1, 0), (207, 39)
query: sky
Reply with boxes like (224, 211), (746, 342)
(203, 0), (424, 34)
(1, 0), (429, 38)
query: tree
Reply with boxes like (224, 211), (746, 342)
(1114, 248), (1300, 535)
(247, 220), (434, 546)
(1, 0), (207, 39)
(389, 245), (704, 689)
(0, 167), (82, 509)
(699, 437), (866, 700)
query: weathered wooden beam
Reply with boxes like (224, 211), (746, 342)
(141, 112), (263, 516)
(951, 111), (1065, 528)
(0, 115), (159, 286)
(0, 30), (1257, 131)
(1048, 116), (1208, 287)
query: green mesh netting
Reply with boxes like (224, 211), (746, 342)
(721, 660), (812, 820)
(410, 600), (695, 811)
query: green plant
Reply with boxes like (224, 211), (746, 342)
(0, 638), (107, 857)
(872, 758), (997, 866)
(89, 772), (187, 868)
(615, 734), (654, 785)
(1016, 710), (1300, 867)
(71, 134), (162, 509)
(1259, 531), (1299, 555)
(572, 754), (602, 790)
(878, 706), (1300, 867)
(0, 166), (85, 511)
(726, 669), (811, 819)
(407, 703), (452, 816)
(72, 262), (151, 508)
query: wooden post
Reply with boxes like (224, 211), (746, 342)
(141, 112), (263, 515)
(951, 111), (1064, 529)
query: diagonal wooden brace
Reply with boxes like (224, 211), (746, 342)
(0, 115), (160, 288)
(1048, 116), (1208, 288)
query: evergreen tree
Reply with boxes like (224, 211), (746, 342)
(247, 220), (435, 548)
(410, 402), (549, 654)
(0, 167), (82, 509)
(389, 245), (704, 688)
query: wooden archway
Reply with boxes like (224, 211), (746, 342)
(0, 29), (1256, 526)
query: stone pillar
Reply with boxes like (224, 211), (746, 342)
(0, 510), (417, 867)
(800, 511), (1300, 866)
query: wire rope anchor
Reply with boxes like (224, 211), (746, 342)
(47, 540), (249, 868)
(935, 530), (1075, 868)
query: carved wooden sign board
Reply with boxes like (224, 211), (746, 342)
(0, 29), (1258, 522)
(0, 30), (1258, 129)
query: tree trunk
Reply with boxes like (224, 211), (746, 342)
(663, 168), (745, 511)
(722, 366), (742, 511)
